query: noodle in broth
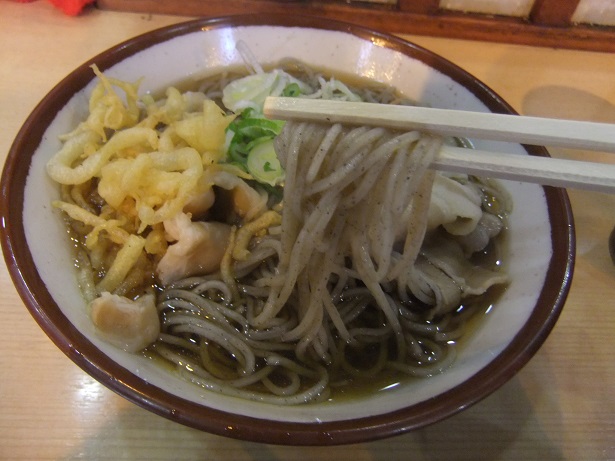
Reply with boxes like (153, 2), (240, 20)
(48, 57), (511, 405)
(153, 114), (509, 403)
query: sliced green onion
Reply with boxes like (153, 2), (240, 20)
(282, 83), (302, 97)
(225, 109), (286, 179)
(246, 139), (285, 186)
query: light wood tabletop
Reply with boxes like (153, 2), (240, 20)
(1, 2), (614, 459)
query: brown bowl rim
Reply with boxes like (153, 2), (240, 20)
(0, 14), (575, 446)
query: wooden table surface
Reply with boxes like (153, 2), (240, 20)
(1, 2), (614, 459)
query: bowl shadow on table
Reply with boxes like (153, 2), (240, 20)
(60, 352), (563, 461)
(522, 85), (615, 126)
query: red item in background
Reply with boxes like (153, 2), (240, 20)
(11, 0), (95, 15)
(48, 0), (95, 15)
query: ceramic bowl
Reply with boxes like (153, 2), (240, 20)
(0, 15), (574, 445)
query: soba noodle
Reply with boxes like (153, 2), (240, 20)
(48, 57), (511, 405)
(155, 121), (508, 403)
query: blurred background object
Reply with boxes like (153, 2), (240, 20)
(96, 0), (615, 52)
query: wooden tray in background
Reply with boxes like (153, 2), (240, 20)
(96, 0), (615, 53)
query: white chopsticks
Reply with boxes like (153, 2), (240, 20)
(263, 97), (615, 193)
(434, 145), (615, 193)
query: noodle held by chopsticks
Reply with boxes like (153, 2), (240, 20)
(156, 121), (496, 403)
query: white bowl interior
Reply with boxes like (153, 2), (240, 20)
(23, 24), (552, 423)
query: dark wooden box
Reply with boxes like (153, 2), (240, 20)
(97, 0), (615, 52)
